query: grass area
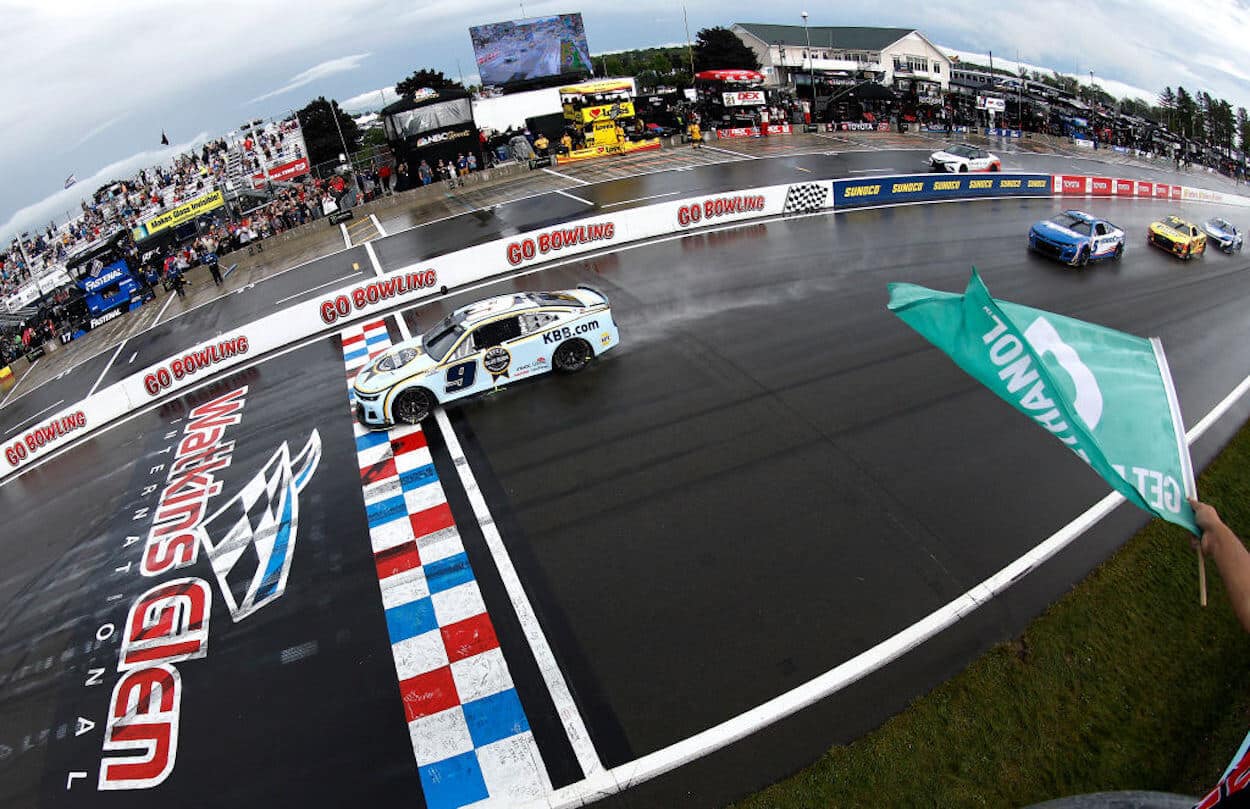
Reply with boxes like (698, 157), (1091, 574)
(735, 420), (1250, 808)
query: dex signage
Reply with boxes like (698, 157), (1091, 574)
(722, 91), (766, 107)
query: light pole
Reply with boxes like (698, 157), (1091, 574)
(683, 5), (696, 80)
(801, 11), (813, 123)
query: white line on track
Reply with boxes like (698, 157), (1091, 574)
(340, 222), (351, 248)
(794, 166), (813, 173)
(370, 213), (387, 237)
(601, 192), (679, 208)
(87, 340), (126, 397)
(128, 351), (138, 364)
(433, 406), (606, 779)
(700, 144), (757, 160)
(541, 166), (591, 185)
(551, 188), (594, 206)
(0, 358), (37, 408)
(386, 310), (605, 778)
(4, 399), (65, 435)
(151, 292), (178, 327)
(849, 167), (896, 173)
(273, 272), (363, 306)
(506, 363), (1250, 809)
(364, 242), (384, 277)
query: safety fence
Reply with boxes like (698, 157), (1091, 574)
(4, 171), (1248, 480)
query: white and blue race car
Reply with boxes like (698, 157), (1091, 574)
(1028, 210), (1125, 267)
(352, 286), (620, 426)
(1202, 217), (1243, 253)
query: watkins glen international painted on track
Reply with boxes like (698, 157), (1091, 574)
(60, 385), (323, 794)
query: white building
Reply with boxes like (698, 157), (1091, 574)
(731, 23), (951, 105)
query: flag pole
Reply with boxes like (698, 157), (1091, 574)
(1198, 546), (1208, 607)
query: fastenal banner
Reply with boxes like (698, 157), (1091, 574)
(888, 270), (1197, 533)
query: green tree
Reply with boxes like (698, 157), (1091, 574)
(395, 68), (462, 98)
(603, 55), (626, 76)
(296, 97), (363, 166)
(363, 127), (387, 147)
(1175, 86), (1196, 138)
(1237, 107), (1250, 156)
(1158, 86), (1177, 131)
(692, 26), (761, 72)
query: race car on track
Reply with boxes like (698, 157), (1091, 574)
(352, 287), (620, 427)
(928, 144), (1001, 172)
(1028, 210), (1125, 267)
(1148, 215), (1207, 260)
(1202, 217), (1243, 253)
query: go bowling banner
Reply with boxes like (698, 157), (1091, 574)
(887, 270), (1197, 533)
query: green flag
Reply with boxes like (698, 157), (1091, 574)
(888, 269), (1197, 534)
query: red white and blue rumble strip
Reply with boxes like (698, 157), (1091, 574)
(341, 319), (551, 809)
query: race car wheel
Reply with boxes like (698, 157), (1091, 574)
(1076, 247), (1090, 268)
(393, 387), (434, 424)
(1113, 243), (1124, 260)
(990, 162), (1000, 172)
(958, 164), (969, 173)
(553, 339), (592, 373)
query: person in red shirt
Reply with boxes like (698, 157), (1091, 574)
(378, 163), (392, 195)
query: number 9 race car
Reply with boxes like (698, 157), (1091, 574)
(352, 286), (620, 427)
(1028, 210), (1125, 267)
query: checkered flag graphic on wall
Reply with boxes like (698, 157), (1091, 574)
(782, 182), (830, 214)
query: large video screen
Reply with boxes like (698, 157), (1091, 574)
(470, 13), (592, 87)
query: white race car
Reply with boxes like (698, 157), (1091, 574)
(352, 286), (620, 427)
(928, 144), (1002, 173)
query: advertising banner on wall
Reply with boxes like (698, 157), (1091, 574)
(833, 173), (1051, 208)
(132, 191), (225, 240)
(252, 157), (310, 188)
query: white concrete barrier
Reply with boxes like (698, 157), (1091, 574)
(3, 172), (1244, 481)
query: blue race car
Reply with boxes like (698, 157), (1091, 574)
(1202, 217), (1243, 253)
(1028, 210), (1125, 267)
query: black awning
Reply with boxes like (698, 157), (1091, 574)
(846, 82), (896, 102)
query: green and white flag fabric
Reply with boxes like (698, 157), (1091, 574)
(888, 269), (1197, 533)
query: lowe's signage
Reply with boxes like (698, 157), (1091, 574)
(832, 173), (1051, 208)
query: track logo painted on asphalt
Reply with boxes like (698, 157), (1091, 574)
(198, 431), (322, 621)
(64, 384), (325, 795)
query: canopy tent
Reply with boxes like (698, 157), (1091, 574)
(382, 87), (483, 169)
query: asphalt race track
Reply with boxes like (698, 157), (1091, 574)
(4, 151), (1250, 808)
(0, 146), (1231, 442)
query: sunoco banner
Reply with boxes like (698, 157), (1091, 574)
(888, 270), (1197, 533)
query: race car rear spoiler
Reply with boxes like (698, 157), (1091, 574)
(577, 284), (610, 305)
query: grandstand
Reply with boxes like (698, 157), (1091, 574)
(1, 115), (308, 314)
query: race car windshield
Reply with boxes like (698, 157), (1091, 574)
(1166, 216), (1186, 228)
(422, 319), (466, 360)
(1050, 214), (1091, 235)
(946, 144), (974, 157)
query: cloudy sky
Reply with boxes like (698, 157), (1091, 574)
(3, 0), (1249, 239)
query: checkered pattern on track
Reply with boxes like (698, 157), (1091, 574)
(341, 319), (550, 809)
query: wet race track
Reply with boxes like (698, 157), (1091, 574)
(4, 151), (1250, 808)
